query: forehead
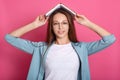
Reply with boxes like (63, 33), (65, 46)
(53, 13), (68, 21)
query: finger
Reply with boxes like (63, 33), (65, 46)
(75, 14), (83, 21)
(43, 15), (48, 21)
(76, 14), (85, 19)
(46, 17), (49, 20)
(76, 14), (82, 17)
(44, 17), (49, 23)
(35, 16), (40, 21)
(74, 15), (78, 21)
(39, 15), (45, 20)
(39, 15), (42, 20)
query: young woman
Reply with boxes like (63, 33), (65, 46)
(5, 9), (116, 80)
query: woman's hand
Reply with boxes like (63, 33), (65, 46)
(33, 15), (49, 28)
(75, 14), (92, 27)
(75, 14), (111, 37)
(9, 15), (49, 37)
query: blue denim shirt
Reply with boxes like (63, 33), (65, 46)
(5, 34), (116, 80)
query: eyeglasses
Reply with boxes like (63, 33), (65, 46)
(53, 21), (69, 26)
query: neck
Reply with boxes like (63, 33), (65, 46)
(55, 37), (70, 45)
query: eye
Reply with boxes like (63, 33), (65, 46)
(62, 22), (68, 25)
(53, 23), (59, 25)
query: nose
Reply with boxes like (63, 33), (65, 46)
(58, 23), (63, 29)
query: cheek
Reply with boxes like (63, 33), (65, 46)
(52, 27), (57, 34)
(65, 26), (69, 32)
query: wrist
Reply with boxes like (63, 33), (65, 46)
(31, 22), (39, 29)
(86, 21), (96, 28)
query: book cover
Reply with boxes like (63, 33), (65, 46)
(45, 3), (76, 17)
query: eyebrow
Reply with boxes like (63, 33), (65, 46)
(53, 20), (68, 22)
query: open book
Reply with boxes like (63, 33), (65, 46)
(45, 3), (76, 17)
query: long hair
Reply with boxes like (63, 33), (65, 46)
(46, 8), (78, 45)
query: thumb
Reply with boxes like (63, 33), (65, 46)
(44, 16), (49, 23)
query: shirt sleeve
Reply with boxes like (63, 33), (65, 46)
(85, 34), (116, 55)
(5, 34), (37, 54)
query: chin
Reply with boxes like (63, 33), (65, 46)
(56, 35), (67, 39)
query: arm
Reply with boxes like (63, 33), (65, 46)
(5, 15), (48, 54)
(10, 15), (48, 37)
(75, 14), (111, 37)
(75, 14), (116, 55)
(85, 34), (116, 55)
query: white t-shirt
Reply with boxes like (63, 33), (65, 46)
(44, 42), (80, 80)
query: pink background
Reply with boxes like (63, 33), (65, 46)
(0, 0), (120, 80)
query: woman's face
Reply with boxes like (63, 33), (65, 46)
(52, 13), (69, 39)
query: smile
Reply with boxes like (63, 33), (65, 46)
(58, 31), (65, 34)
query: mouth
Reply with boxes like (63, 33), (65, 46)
(58, 31), (65, 34)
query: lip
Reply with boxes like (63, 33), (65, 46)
(58, 31), (65, 34)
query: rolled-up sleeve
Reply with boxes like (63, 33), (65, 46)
(85, 34), (116, 55)
(5, 34), (35, 54)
